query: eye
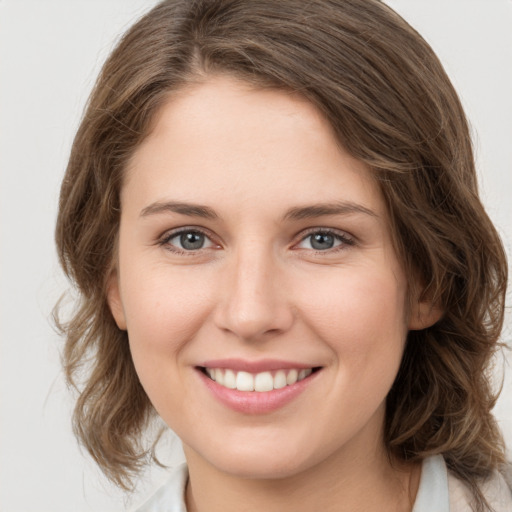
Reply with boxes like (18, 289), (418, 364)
(161, 229), (216, 252)
(296, 230), (354, 251)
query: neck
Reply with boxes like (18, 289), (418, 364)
(184, 434), (420, 512)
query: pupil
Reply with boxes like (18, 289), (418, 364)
(311, 233), (334, 250)
(180, 232), (204, 250)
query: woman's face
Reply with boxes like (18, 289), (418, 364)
(108, 75), (430, 479)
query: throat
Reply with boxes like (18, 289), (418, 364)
(183, 445), (421, 512)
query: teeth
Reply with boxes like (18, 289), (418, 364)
(223, 369), (236, 389)
(273, 370), (287, 389)
(254, 372), (273, 392)
(298, 369), (312, 380)
(204, 367), (315, 392)
(215, 368), (224, 386)
(286, 369), (298, 385)
(236, 371), (254, 391)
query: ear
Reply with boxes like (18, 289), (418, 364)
(106, 270), (127, 330)
(408, 296), (443, 331)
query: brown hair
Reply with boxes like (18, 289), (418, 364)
(55, 1), (508, 509)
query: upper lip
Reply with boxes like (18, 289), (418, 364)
(198, 358), (319, 373)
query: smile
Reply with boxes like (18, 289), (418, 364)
(196, 359), (323, 414)
(202, 367), (314, 392)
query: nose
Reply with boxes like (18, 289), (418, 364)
(213, 245), (294, 341)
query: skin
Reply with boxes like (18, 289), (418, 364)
(108, 75), (439, 512)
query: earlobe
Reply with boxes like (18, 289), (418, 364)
(408, 299), (443, 331)
(106, 271), (127, 330)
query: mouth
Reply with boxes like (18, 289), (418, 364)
(198, 366), (321, 392)
(195, 358), (324, 413)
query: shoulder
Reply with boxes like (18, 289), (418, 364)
(448, 463), (512, 512)
(129, 458), (512, 512)
(413, 455), (512, 512)
(131, 463), (188, 512)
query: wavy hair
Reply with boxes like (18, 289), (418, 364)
(55, 1), (508, 509)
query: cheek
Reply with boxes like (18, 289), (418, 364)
(296, 266), (408, 365)
(299, 269), (409, 432)
(119, 264), (218, 421)
(119, 260), (214, 368)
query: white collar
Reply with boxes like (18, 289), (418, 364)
(134, 454), (512, 512)
(412, 455), (449, 512)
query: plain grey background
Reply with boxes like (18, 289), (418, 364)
(1, 1), (511, 511)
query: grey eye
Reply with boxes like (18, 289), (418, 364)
(309, 233), (335, 250)
(165, 230), (215, 251)
(296, 230), (351, 252)
(179, 231), (206, 250)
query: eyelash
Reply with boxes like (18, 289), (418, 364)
(157, 227), (355, 255)
(158, 227), (218, 255)
(295, 228), (355, 254)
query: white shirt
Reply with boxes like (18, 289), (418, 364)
(133, 455), (512, 512)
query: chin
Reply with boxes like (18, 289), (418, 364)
(192, 434), (321, 480)
(215, 453), (309, 480)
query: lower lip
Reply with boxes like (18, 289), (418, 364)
(196, 368), (321, 414)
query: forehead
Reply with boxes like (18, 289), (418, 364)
(123, 75), (385, 220)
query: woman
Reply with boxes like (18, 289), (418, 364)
(55, 1), (511, 510)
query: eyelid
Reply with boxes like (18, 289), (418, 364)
(157, 226), (221, 252)
(292, 227), (356, 251)
(156, 225), (355, 254)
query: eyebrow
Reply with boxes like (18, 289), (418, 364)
(282, 201), (378, 221)
(140, 201), (218, 219)
(139, 200), (377, 221)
